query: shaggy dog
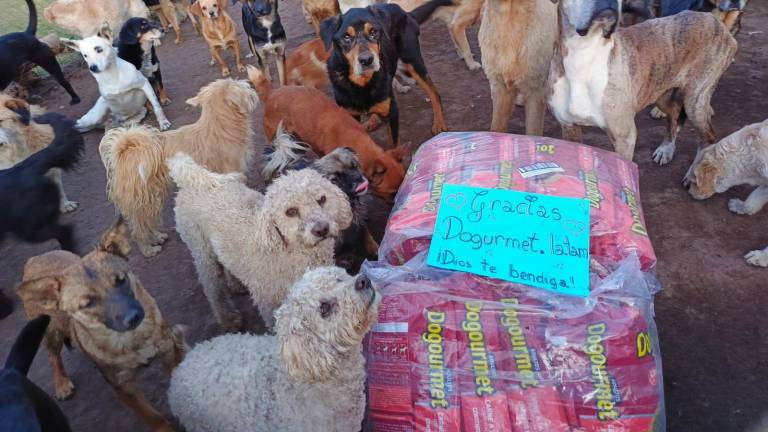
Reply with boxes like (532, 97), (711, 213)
(98, 79), (259, 257)
(16, 219), (186, 432)
(168, 267), (379, 432)
(44, 0), (150, 38)
(0, 95), (78, 213)
(686, 119), (768, 267)
(168, 153), (353, 331)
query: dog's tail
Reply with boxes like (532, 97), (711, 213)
(409, 0), (453, 25)
(99, 125), (170, 236)
(4, 315), (50, 375)
(167, 152), (246, 192)
(262, 123), (310, 181)
(14, 113), (84, 176)
(246, 65), (273, 102)
(24, 0), (38, 35)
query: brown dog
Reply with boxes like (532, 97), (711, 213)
(191, 0), (245, 77)
(248, 65), (405, 202)
(16, 218), (186, 432)
(302, 0), (340, 36)
(285, 38), (331, 89)
(147, 0), (201, 45)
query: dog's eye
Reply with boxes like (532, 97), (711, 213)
(285, 207), (299, 217)
(343, 34), (352, 43)
(319, 301), (333, 318)
(114, 273), (127, 286)
(83, 54), (88, 58)
(368, 30), (378, 40)
(317, 195), (326, 206)
(95, 47), (103, 54)
(81, 296), (98, 309)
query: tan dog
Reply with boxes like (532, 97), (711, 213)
(191, 0), (245, 77)
(686, 119), (768, 266)
(0, 95), (78, 213)
(148, 0), (201, 45)
(44, 0), (149, 37)
(302, 0), (340, 36)
(98, 79), (259, 257)
(285, 38), (331, 89)
(479, 0), (557, 135)
(548, 2), (736, 163)
(16, 219), (186, 432)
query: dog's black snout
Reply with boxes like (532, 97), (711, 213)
(89, 64), (99, 73)
(124, 307), (145, 330)
(358, 52), (374, 67)
(576, 28), (588, 36)
(312, 222), (330, 239)
(355, 275), (371, 291)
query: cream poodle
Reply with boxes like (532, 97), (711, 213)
(167, 153), (353, 331)
(686, 118), (768, 266)
(168, 266), (379, 432)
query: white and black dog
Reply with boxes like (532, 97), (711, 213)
(63, 24), (171, 133)
(236, 0), (287, 85)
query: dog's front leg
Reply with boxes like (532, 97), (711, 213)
(211, 46), (230, 77)
(524, 94), (546, 137)
(47, 168), (78, 213)
(232, 40), (246, 74)
(75, 97), (110, 132)
(141, 80), (171, 131)
(607, 122), (638, 161)
(404, 64), (447, 135)
(106, 376), (174, 432)
(729, 186), (768, 216)
(276, 45), (287, 86)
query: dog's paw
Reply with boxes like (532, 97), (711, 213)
(158, 119), (172, 131)
(54, 378), (75, 400)
(174, 37), (182, 45)
(652, 144), (675, 165)
(467, 60), (482, 71)
(245, 52), (254, 58)
(69, 96), (81, 105)
(209, 58), (216, 66)
(649, 106), (667, 119)
(140, 244), (162, 258)
(221, 68), (231, 77)
(745, 250), (768, 267)
(60, 200), (79, 213)
(161, 98), (172, 107)
(728, 198), (755, 215)
(152, 231), (169, 245)
(432, 118), (449, 135)
(237, 64), (246, 73)
(393, 81), (411, 94)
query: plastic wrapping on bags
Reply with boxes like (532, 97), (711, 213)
(363, 255), (665, 432)
(380, 132), (656, 273)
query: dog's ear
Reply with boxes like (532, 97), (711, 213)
(320, 15), (341, 51)
(386, 145), (409, 164)
(275, 302), (338, 383)
(60, 37), (81, 53)
(368, 161), (387, 185)
(190, 1), (203, 17)
(216, 0), (227, 12)
(98, 22), (114, 42)
(592, 8), (619, 38)
(16, 277), (63, 311)
(694, 159), (720, 197)
(227, 81), (260, 114)
(97, 217), (131, 258)
(4, 98), (31, 126)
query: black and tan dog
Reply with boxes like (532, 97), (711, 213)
(116, 17), (172, 106)
(320, 0), (451, 148)
(236, 0), (288, 85)
(659, 0), (748, 34)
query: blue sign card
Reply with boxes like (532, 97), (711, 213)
(427, 184), (591, 297)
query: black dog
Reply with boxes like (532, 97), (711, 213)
(0, 315), (72, 432)
(0, 112), (84, 252)
(116, 17), (171, 106)
(659, 0), (748, 34)
(320, 0), (450, 148)
(0, 0), (80, 105)
(236, 0), (287, 85)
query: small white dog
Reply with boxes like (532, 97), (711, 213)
(63, 24), (171, 133)
(169, 267), (379, 432)
(167, 153), (353, 331)
(686, 119), (768, 267)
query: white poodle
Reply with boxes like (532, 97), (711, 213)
(167, 153), (353, 331)
(168, 266), (379, 432)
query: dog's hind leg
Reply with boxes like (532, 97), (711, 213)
(161, 1), (183, 44)
(606, 121), (638, 161)
(104, 375), (174, 432)
(30, 43), (80, 105)
(685, 87), (718, 145)
(45, 335), (75, 400)
(652, 89), (685, 165)
(246, 37), (257, 59)
(488, 76), (515, 132)
(47, 168), (78, 213)
(449, 0), (482, 71)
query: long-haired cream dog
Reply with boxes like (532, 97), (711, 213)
(168, 153), (353, 331)
(99, 79), (259, 257)
(168, 266), (379, 432)
(686, 119), (768, 266)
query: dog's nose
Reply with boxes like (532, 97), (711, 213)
(355, 275), (371, 291)
(123, 308), (145, 330)
(358, 52), (374, 67)
(209, 10), (216, 17)
(311, 222), (330, 239)
(89, 64), (99, 73)
(576, 28), (588, 36)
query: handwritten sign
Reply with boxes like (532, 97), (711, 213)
(427, 184), (591, 297)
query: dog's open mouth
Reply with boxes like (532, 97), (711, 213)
(355, 179), (369, 196)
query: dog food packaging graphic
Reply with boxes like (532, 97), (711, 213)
(380, 132), (656, 273)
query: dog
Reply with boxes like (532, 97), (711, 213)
(168, 153), (353, 331)
(44, 0), (150, 38)
(660, 0), (748, 33)
(302, 0), (341, 36)
(16, 218), (186, 432)
(0, 0), (80, 105)
(63, 25), (172, 133)
(0, 112), (83, 252)
(168, 267), (379, 432)
(547, 1), (736, 163)
(249, 65), (406, 202)
(321, 0), (451, 148)
(237, 0), (288, 85)
(116, 17), (172, 107)
(0, 95), (79, 213)
(285, 38), (332, 88)
(264, 133), (379, 272)
(479, 0), (556, 135)
(685, 119), (768, 266)
(191, 0), (246, 77)
(0, 315), (72, 432)
(98, 79), (258, 257)
(144, 0), (200, 44)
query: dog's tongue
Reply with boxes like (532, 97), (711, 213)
(356, 179), (369, 195)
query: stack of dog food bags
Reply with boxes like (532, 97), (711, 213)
(363, 132), (665, 431)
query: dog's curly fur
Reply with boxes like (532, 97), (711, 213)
(98, 79), (259, 257)
(168, 266), (379, 432)
(168, 153), (353, 331)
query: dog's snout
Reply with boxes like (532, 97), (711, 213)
(124, 307), (145, 330)
(209, 10), (217, 17)
(358, 52), (374, 67)
(355, 275), (371, 291)
(311, 222), (330, 239)
(89, 64), (99, 73)
(576, 28), (589, 36)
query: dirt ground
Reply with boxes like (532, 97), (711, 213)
(1, 2), (767, 431)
